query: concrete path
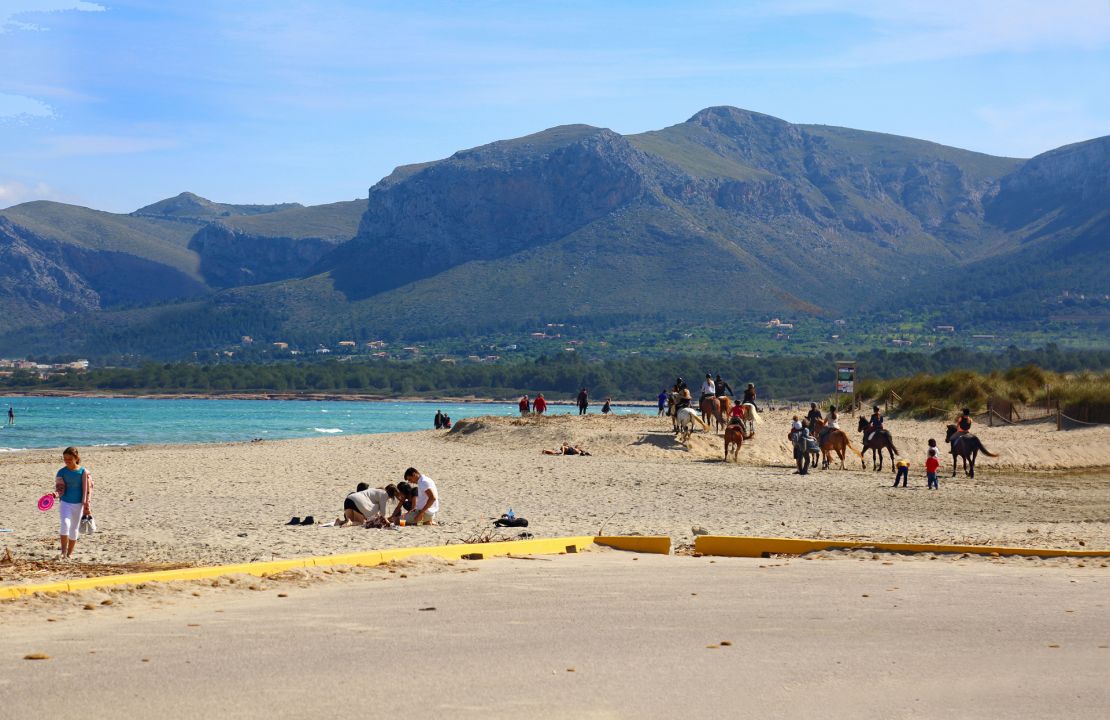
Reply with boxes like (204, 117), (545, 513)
(1, 551), (1107, 719)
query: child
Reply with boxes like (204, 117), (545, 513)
(894, 458), (910, 487)
(925, 446), (940, 490)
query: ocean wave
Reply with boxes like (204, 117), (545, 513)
(0, 447), (27, 453)
(93, 442), (130, 447)
(313, 427), (343, 434)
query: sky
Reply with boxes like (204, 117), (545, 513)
(1, 0), (1108, 213)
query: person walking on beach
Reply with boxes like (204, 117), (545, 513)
(403, 467), (439, 525)
(54, 447), (91, 559)
(434, 410), (443, 429)
(7, 406), (13, 425)
(519, 395), (531, 416)
(602, 397), (613, 414)
(533, 393), (547, 415)
(577, 388), (589, 415)
(792, 421), (810, 475)
(657, 389), (668, 416)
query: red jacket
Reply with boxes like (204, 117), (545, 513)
(533, 397), (547, 414)
(925, 456), (940, 473)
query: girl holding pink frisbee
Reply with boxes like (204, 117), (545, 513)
(54, 447), (91, 559)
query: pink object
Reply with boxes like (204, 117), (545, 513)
(37, 494), (55, 512)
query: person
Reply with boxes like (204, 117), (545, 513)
(672, 386), (692, 433)
(699, 374), (716, 403)
(728, 402), (746, 425)
(657, 389), (668, 416)
(865, 405), (884, 443)
(675, 377), (688, 393)
(806, 403), (823, 428)
(788, 415), (803, 441)
(54, 447), (91, 559)
(402, 467), (439, 525)
(601, 397), (613, 414)
(894, 459), (910, 487)
(792, 421), (810, 475)
(336, 482), (397, 527)
(714, 374), (734, 398)
(952, 408), (973, 448)
(542, 442), (591, 456)
(925, 447), (940, 490)
(827, 405), (840, 430)
(441, 414), (452, 429)
(388, 481), (418, 524)
(519, 395), (531, 416)
(434, 410), (443, 430)
(6, 406), (12, 425)
(533, 393), (547, 415)
(577, 388), (589, 415)
(742, 383), (759, 411)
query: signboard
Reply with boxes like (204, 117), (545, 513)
(835, 361), (856, 394)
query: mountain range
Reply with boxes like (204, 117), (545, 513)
(1, 106), (1107, 358)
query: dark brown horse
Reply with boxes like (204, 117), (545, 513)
(945, 424), (999, 478)
(811, 418), (864, 469)
(856, 416), (899, 471)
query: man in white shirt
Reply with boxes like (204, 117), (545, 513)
(403, 467), (439, 525)
(699, 373), (716, 405)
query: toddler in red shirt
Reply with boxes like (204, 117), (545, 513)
(925, 444), (940, 489)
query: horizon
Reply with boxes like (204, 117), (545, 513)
(2, 1), (1109, 213)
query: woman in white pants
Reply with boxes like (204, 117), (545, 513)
(54, 446), (91, 559)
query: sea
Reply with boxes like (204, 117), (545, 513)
(0, 396), (649, 452)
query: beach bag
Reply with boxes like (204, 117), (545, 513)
(79, 515), (97, 535)
(494, 516), (529, 528)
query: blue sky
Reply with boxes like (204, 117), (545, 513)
(2, 0), (1108, 212)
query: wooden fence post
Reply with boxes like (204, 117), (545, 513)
(1056, 400), (1061, 431)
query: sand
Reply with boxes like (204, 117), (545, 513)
(1, 410), (1108, 583)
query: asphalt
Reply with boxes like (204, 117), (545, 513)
(1, 551), (1107, 719)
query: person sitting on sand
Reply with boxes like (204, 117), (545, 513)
(402, 467), (439, 525)
(336, 482), (398, 527)
(388, 481), (418, 524)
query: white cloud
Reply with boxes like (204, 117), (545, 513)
(0, 180), (63, 208)
(42, 134), (179, 157)
(0, 1), (105, 34)
(0, 92), (55, 119)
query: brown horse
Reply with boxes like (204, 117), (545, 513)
(723, 424), (745, 461)
(700, 395), (727, 431)
(945, 424), (999, 478)
(811, 418), (864, 469)
(856, 416), (899, 471)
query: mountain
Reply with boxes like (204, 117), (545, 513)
(0, 195), (362, 333)
(0, 107), (1106, 358)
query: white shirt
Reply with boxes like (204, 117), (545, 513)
(416, 474), (439, 514)
(700, 380), (715, 396)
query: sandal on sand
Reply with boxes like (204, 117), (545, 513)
(286, 516), (301, 525)
(300, 516), (315, 526)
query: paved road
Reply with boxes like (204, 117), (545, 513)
(1, 552), (1107, 719)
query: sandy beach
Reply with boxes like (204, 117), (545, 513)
(1, 410), (1108, 582)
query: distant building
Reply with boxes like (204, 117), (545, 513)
(241, 335), (253, 345)
(315, 347), (331, 354)
(530, 332), (547, 338)
(365, 340), (387, 349)
(272, 342), (289, 350)
(337, 341), (357, 348)
(934, 325), (955, 333)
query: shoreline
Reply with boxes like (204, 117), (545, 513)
(0, 388), (657, 406)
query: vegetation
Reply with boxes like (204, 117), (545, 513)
(5, 346), (1109, 407)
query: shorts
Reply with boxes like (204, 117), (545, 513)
(59, 501), (84, 540)
(403, 510), (437, 525)
(343, 497), (357, 511)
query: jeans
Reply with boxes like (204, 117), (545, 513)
(927, 472), (938, 489)
(894, 466), (908, 487)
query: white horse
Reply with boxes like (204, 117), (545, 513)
(738, 402), (762, 438)
(675, 407), (709, 443)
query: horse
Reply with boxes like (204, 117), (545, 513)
(733, 402), (761, 438)
(723, 424), (745, 461)
(945, 424), (999, 478)
(675, 407), (709, 443)
(699, 395), (727, 432)
(856, 416), (899, 471)
(811, 418), (863, 469)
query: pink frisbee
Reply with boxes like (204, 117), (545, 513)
(37, 494), (55, 512)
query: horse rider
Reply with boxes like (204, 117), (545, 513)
(742, 383), (759, 411)
(865, 405), (884, 443)
(951, 407), (973, 448)
(675, 376), (688, 392)
(672, 385), (693, 433)
(714, 374), (734, 398)
(806, 402), (823, 427)
(818, 404), (839, 444)
(699, 374), (716, 404)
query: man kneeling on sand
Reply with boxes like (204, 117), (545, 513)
(336, 482), (398, 527)
(402, 467), (439, 525)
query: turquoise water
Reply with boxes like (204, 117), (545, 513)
(0, 396), (648, 451)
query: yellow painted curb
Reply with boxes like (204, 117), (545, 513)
(694, 535), (1110, 559)
(596, 535), (671, 554)
(0, 536), (598, 600)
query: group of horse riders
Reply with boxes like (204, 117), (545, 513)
(668, 374), (757, 427)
